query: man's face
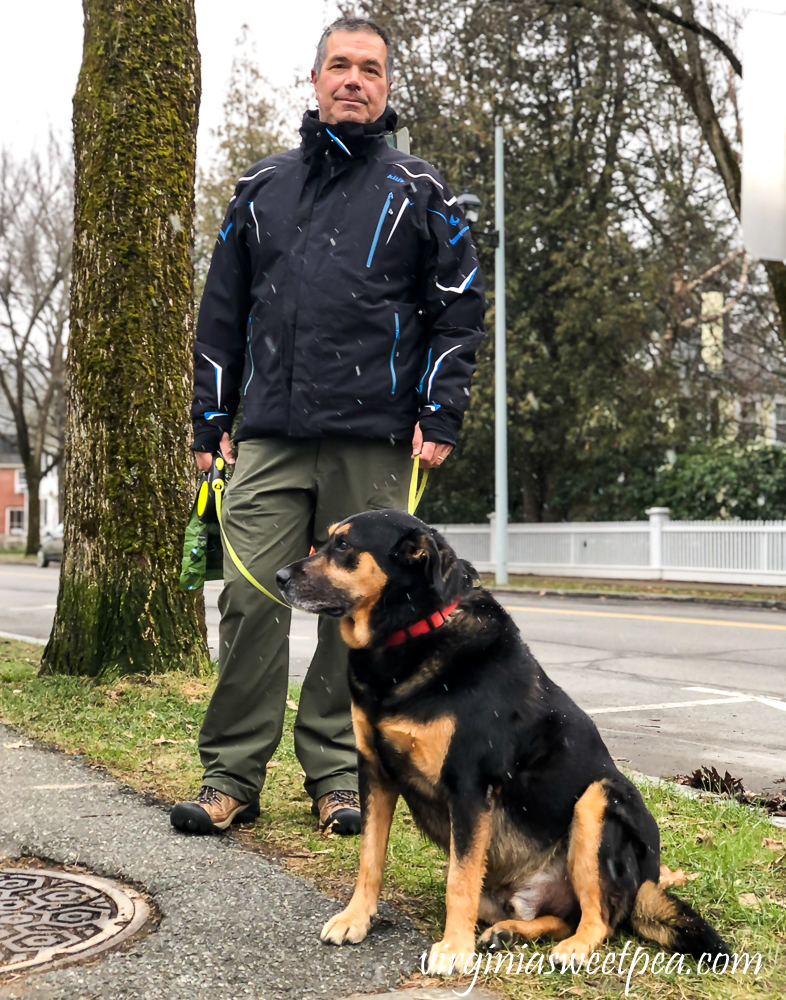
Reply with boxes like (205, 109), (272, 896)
(311, 29), (391, 125)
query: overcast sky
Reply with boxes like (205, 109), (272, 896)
(0, 1), (780, 167)
(0, 0), (339, 165)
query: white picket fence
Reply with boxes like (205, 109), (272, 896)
(435, 508), (786, 586)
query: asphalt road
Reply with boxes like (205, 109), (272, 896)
(1, 565), (784, 793)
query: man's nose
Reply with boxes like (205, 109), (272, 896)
(344, 65), (362, 88)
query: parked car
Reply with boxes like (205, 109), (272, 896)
(37, 523), (63, 567)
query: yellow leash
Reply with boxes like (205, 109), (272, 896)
(212, 455), (428, 605)
(212, 476), (291, 608)
(408, 455), (428, 515)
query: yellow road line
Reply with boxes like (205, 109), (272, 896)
(502, 604), (786, 631)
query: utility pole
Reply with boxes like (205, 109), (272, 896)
(494, 125), (508, 585)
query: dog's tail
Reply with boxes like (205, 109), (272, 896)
(629, 880), (731, 961)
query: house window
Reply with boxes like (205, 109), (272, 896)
(776, 402), (786, 444)
(7, 508), (25, 536)
(14, 469), (26, 494)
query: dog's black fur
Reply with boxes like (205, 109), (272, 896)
(277, 510), (731, 972)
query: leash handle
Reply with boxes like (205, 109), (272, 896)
(408, 456), (428, 515)
(213, 476), (291, 608)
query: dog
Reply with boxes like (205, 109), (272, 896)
(276, 510), (730, 974)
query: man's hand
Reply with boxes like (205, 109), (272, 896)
(195, 432), (236, 473)
(412, 422), (453, 470)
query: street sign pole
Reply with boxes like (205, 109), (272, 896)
(494, 124), (508, 585)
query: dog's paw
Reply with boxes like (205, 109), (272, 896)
(426, 938), (476, 976)
(550, 936), (593, 965)
(478, 926), (513, 952)
(320, 907), (372, 945)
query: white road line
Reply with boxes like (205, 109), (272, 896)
(685, 685), (786, 713)
(588, 696), (752, 715)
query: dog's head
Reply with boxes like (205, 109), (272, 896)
(276, 510), (476, 649)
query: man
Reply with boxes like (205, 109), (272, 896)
(171, 16), (485, 836)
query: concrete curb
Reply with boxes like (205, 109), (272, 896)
(0, 630), (47, 646)
(487, 586), (786, 613)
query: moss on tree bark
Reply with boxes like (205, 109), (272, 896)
(42, 0), (207, 677)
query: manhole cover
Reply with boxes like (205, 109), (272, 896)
(0, 869), (149, 974)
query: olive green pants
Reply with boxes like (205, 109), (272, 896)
(198, 437), (411, 805)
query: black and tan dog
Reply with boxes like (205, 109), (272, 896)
(276, 510), (730, 973)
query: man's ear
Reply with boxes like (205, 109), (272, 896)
(391, 529), (449, 602)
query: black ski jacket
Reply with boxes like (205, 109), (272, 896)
(192, 107), (485, 453)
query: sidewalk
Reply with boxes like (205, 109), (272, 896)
(0, 723), (427, 1000)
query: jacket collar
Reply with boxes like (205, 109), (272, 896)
(299, 106), (398, 162)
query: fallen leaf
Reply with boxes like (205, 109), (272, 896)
(11, 689), (21, 694)
(566, 989), (587, 995)
(286, 699), (298, 711)
(687, 766), (745, 798)
(105, 690), (120, 700)
(738, 893), (761, 910)
(152, 736), (177, 745)
(763, 838), (785, 850)
(659, 864), (699, 886)
(3, 741), (31, 749)
(267, 761), (281, 768)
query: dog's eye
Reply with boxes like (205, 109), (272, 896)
(335, 538), (349, 552)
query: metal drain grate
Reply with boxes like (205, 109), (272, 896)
(0, 868), (149, 974)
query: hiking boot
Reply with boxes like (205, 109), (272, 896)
(315, 789), (361, 835)
(170, 786), (260, 834)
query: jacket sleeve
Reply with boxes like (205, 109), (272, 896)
(191, 189), (251, 453)
(417, 174), (486, 446)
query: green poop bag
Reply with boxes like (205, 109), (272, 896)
(179, 470), (224, 591)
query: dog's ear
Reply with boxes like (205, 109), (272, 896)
(391, 529), (445, 597)
(391, 529), (460, 603)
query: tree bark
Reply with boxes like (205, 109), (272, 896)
(42, 0), (207, 677)
(24, 468), (42, 557)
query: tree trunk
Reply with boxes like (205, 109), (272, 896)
(42, 0), (207, 677)
(24, 467), (42, 557)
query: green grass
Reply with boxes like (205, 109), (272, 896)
(1, 637), (784, 998)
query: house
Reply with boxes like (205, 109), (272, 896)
(0, 439), (60, 549)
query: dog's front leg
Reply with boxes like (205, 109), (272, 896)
(321, 710), (398, 945)
(427, 798), (492, 976)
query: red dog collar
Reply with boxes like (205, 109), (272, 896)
(385, 599), (461, 647)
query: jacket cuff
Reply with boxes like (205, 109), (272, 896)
(192, 425), (223, 454)
(418, 411), (458, 447)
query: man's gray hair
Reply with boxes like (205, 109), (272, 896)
(314, 16), (394, 81)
